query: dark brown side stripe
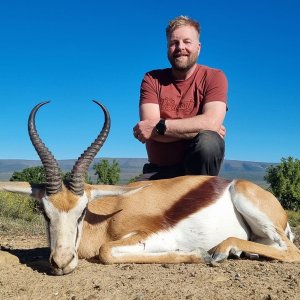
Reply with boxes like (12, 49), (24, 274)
(163, 177), (231, 228)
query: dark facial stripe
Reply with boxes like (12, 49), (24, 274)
(163, 177), (231, 227)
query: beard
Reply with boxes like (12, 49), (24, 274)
(168, 51), (198, 72)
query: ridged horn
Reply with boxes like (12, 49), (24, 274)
(68, 101), (110, 195)
(28, 101), (62, 195)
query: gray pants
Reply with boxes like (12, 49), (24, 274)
(138, 130), (225, 181)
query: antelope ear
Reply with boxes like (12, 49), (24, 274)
(88, 184), (150, 201)
(0, 182), (46, 200)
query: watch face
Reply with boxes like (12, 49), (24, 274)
(156, 120), (166, 135)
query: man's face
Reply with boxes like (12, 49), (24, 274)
(167, 25), (201, 73)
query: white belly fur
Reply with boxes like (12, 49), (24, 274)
(143, 189), (249, 253)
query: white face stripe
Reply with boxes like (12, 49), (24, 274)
(41, 193), (88, 274)
(43, 196), (88, 242)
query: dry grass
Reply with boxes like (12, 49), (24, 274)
(0, 191), (44, 236)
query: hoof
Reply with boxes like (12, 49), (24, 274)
(211, 252), (228, 262)
(194, 248), (212, 264)
(244, 252), (260, 260)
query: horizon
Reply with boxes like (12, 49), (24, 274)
(1, 1), (300, 163)
(0, 157), (276, 165)
(0, 157), (270, 185)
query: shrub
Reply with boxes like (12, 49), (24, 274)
(264, 157), (300, 210)
(0, 191), (40, 222)
(93, 159), (120, 184)
(287, 210), (300, 227)
(10, 166), (46, 183)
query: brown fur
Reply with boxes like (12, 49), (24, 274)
(164, 177), (230, 226)
(48, 185), (79, 212)
(79, 176), (231, 258)
(234, 180), (288, 228)
(2, 176), (299, 265)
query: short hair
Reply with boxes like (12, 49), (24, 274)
(166, 16), (201, 39)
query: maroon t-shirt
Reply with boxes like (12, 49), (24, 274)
(140, 64), (228, 166)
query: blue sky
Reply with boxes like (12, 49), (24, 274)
(1, 0), (299, 163)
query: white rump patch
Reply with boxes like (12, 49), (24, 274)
(230, 184), (287, 250)
(285, 223), (295, 242)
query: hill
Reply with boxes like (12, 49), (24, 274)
(0, 158), (274, 186)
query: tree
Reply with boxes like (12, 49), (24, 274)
(62, 171), (93, 184)
(10, 166), (46, 184)
(10, 166), (93, 185)
(264, 157), (300, 210)
(93, 159), (120, 185)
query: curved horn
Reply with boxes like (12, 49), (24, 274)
(69, 101), (110, 195)
(28, 101), (62, 195)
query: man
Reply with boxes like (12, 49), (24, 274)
(133, 16), (228, 180)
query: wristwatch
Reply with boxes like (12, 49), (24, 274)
(155, 119), (166, 135)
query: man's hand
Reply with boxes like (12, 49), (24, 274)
(133, 119), (227, 143)
(133, 119), (159, 144)
(219, 125), (226, 139)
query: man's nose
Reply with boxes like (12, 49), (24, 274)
(175, 40), (185, 50)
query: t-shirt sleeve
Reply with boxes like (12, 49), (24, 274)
(204, 70), (228, 104)
(139, 72), (159, 105)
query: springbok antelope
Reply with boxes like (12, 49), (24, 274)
(1, 101), (300, 276)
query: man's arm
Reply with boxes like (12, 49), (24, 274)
(133, 103), (180, 143)
(133, 101), (227, 144)
(164, 101), (227, 138)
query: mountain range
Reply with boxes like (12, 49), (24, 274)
(0, 158), (274, 186)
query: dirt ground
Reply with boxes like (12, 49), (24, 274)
(1, 227), (300, 300)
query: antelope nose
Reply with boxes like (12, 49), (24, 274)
(50, 252), (75, 270)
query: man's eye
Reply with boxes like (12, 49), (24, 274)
(169, 40), (178, 46)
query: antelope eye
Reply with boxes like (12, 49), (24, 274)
(77, 207), (87, 224)
(42, 210), (51, 223)
(39, 205), (50, 223)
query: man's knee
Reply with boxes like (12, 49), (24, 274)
(184, 130), (225, 175)
(192, 130), (224, 158)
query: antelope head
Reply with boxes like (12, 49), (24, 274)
(28, 101), (110, 275)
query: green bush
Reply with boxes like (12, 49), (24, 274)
(287, 210), (300, 227)
(63, 171), (93, 184)
(10, 166), (46, 183)
(93, 159), (120, 184)
(0, 191), (40, 222)
(265, 157), (300, 210)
